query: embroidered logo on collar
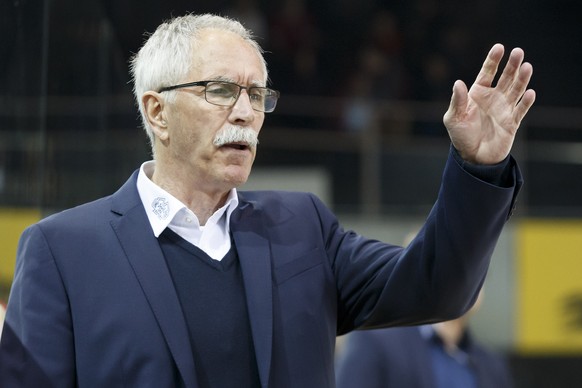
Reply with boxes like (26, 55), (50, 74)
(152, 197), (170, 220)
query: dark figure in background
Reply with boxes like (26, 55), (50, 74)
(336, 290), (514, 388)
(0, 13), (534, 388)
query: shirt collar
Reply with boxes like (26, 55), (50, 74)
(136, 160), (239, 237)
(419, 324), (474, 354)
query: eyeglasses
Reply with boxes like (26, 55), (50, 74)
(158, 80), (280, 113)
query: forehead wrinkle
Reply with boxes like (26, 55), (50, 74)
(199, 75), (266, 88)
(250, 79), (266, 87)
(208, 75), (235, 82)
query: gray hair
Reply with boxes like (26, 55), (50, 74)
(129, 13), (268, 149)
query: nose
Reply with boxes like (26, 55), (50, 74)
(229, 89), (256, 123)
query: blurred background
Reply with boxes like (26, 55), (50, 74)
(1, 0), (581, 386)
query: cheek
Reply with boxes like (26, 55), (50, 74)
(174, 115), (217, 151)
(168, 127), (205, 163)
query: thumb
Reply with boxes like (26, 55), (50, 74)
(444, 80), (469, 125)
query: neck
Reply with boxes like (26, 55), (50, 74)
(151, 163), (231, 226)
(432, 317), (468, 352)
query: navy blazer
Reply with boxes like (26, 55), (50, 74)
(0, 150), (521, 388)
(335, 327), (514, 388)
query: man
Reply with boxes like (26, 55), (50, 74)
(336, 290), (515, 388)
(0, 13), (534, 388)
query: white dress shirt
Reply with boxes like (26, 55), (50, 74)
(136, 161), (239, 261)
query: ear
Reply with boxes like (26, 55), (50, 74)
(142, 91), (169, 141)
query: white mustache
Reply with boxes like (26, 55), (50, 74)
(213, 126), (259, 148)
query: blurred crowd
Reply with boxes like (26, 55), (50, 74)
(28, 0), (503, 104)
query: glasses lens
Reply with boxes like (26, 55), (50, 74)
(248, 88), (266, 112)
(205, 82), (239, 106)
(204, 82), (278, 112)
(251, 88), (278, 113)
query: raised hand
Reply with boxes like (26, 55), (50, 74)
(443, 44), (536, 165)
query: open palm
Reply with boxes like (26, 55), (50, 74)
(443, 44), (536, 165)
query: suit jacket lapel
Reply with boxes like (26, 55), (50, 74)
(109, 174), (198, 388)
(231, 199), (274, 388)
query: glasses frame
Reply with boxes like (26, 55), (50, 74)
(157, 80), (280, 113)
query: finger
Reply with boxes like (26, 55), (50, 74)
(496, 47), (525, 93)
(507, 62), (533, 105)
(474, 43), (505, 87)
(514, 89), (536, 125)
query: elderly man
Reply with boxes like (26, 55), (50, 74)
(0, 13), (534, 388)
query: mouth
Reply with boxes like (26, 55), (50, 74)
(221, 142), (251, 151)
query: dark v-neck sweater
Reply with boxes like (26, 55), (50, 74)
(159, 229), (261, 388)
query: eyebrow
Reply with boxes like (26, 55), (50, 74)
(211, 76), (234, 83)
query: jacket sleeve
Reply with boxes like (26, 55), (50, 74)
(0, 224), (76, 387)
(315, 148), (522, 334)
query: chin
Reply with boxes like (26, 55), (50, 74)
(224, 169), (251, 188)
(216, 158), (253, 186)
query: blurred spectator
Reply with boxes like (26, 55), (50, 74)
(417, 52), (452, 101)
(268, 0), (321, 94)
(341, 70), (377, 133)
(269, 0), (319, 56)
(365, 9), (404, 59)
(338, 9), (413, 137)
(335, 289), (514, 388)
(367, 46), (408, 100)
(361, 9), (411, 100)
(340, 42), (410, 137)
